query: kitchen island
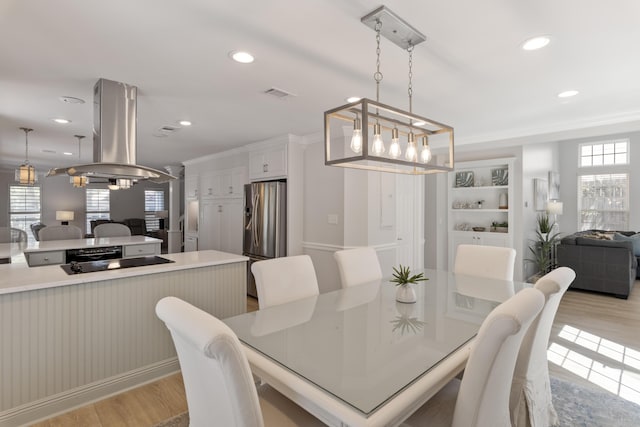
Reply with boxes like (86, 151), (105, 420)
(0, 250), (247, 426)
(23, 235), (162, 266)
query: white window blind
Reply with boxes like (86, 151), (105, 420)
(144, 190), (165, 231)
(86, 188), (110, 232)
(578, 173), (629, 231)
(9, 185), (41, 244)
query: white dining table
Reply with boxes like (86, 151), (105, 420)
(224, 269), (526, 427)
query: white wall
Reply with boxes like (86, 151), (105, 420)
(557, 131), (640, 232)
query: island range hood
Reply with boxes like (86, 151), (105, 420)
(47, 78), (175, 186)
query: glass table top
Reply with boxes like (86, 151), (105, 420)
(224, 269), (525, 416)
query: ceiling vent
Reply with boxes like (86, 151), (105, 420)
(264, 87), (297, 99)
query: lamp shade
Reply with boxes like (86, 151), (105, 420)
(546, 200), (563, 215)
(56, 211), (75, 221)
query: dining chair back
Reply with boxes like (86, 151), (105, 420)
(38, 225), (82, 241)
(94, 223), (132, 238)
(251, 255), (319, 309)
(0, 227), (27, 244)
(155, 296), (324, 427)
(453, 244), (516, 280)
(403, 288), (545, 427)
(30, 222), (46, 241)
(333, 247), (383, 288)
(510, 267), (576, 427)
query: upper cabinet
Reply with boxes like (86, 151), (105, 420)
(201, 167), (247, 199)
(448, 158), (515, 268)
(249, 144), (287, 180)
(185, 174), (199, 199)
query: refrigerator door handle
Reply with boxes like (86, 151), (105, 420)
(252, 190), (260, 247)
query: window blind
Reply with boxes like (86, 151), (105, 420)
(9, 185), (41, 244)
(144, 190), (165, 231)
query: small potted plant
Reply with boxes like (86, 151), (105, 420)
(391, 265), (428, 304)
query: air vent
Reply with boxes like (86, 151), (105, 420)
(264, 87), (297, 99)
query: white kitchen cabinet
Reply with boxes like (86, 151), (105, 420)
(185, 174), (199, 199)
(184, 233), (198, 252)
(448, 158), (515, 269)
(199, 199), (243, 254)
(201, 167), (247, 199)
(249, 145), (287, 180)
(26, 250), (65, 266)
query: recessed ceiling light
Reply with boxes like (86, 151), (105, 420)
(558, 90), (579, 98)
(63, 152), (73, 156)
(229, 51), (255, 64)
(346, 97), (361, 103)
(59, 96), (85, 104)
(522, 36), (551, 51)
(413, 121), (427, 126)
(52, 118), (71, 124)
(179, 120), (192, 126)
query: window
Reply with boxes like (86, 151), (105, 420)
(9, 185), (41, 245)
(144, 189), (165, 231)
(86, 188), (110, 232)
(580, 140), (629, 167)
(578, 174), (629, 231)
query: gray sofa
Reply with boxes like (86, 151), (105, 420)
(557, 230), (639, 299)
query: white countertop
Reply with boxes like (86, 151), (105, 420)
(0, 250), (248, 295)
(23, 235), (162, 254)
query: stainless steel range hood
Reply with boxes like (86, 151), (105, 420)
(47, 78), (175, 184)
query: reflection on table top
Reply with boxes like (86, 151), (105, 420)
(224, 269), (527, 417)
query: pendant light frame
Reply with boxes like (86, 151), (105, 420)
(15, 127), (37, 185)
(324, 5), (454, 175)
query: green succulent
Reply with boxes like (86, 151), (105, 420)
(390, 265), (428, 286)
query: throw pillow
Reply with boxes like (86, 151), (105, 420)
(613, 233), (640, 256)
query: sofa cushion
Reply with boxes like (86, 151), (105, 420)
(575, 237), (634, 252)
(613, 233), (640, 256)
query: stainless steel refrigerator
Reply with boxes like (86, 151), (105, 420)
(243, 180), (287, 298)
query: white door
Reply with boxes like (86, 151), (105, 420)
(396, 175), (423, 269)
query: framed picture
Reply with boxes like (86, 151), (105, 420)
(455, 171), (474, 187)
(549, 171), (560, 199)
(534, 178), (548, 211)
(491, 168), (509, 186)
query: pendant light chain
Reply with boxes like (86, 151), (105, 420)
(407, 44), (414, 115)
(374, 19), (383, 103)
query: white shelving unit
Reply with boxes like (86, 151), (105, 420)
(448, 158), (515, 269)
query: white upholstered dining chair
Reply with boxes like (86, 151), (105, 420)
(94, 223), (131, 238)
(155, 297), (324, 427)
(453, 244), (517, 281)
(333, 247), (383, 288)
(402, 288), (545, 427)
(251, 255), (319, 309)
(38, 225), (83, 241)
(510, 267), (576, 427)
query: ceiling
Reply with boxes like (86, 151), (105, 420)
(1, 0), (640, 172)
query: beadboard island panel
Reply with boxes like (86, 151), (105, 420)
(0, 250), (247, 426)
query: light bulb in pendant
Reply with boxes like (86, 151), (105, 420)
(405, 131), (417, 161)
(350, 117), (362, 154)
(420, 136), (432, 164)
(389, 127), (401, 158)
(371, 123), (385, 155)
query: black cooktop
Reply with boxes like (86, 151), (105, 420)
(60, 256), (174, 275)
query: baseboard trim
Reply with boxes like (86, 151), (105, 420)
(0, 358), (180, 427)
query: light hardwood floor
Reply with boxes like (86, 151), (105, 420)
(31, 287), (640, 426)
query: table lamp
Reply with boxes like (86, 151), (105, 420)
(546, 200), (563, 231)
(56, 210), (75, 225)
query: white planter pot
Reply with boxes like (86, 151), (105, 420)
(395, 284), (417, 304)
